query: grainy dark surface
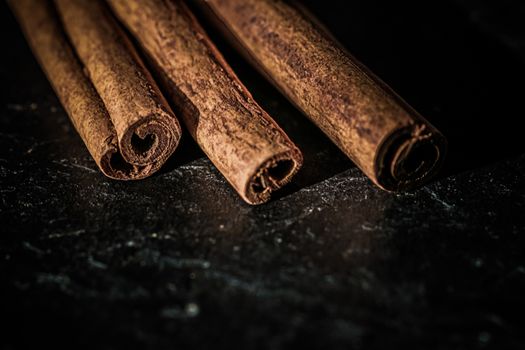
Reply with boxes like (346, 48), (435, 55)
(1, 0), (525, 349)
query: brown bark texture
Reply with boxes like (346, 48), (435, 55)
(9, 0), (181, 180)
(108, 0), (303, 204)
(198, 0), (447, 191)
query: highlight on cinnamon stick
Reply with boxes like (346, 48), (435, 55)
(197, 0), (447, 191)
(107, 0), (303, 204)
(9, 0), (181, 180)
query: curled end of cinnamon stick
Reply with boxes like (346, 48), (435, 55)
(98, 113), (181, 180)
(245, 148), (303, 205)
(376, 124), (447, 191)
(99, 148), (153, 180)
(119, 113), (181, 166)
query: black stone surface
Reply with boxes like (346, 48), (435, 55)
(1, 1), (525, 349)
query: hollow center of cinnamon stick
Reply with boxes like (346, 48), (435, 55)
(131, 132), (156, 156)
(377, 125), (445, 191)
(268, 159), (294, 182)
(251, 159), (296, 194)
(109, 151), (135, 174)
(403, 143), (436, 175)
(103, 149), (152, 180)
(390, 138), (441, 184)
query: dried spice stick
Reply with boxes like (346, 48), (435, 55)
(197, 0), (447, 191)
(9, 0), (181, 180)
(9, 0), (119, 178)
(53, 0), (182, 179)
(108, 0), (303, 204)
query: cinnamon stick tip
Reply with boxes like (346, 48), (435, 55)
(244, 148), (303, 205)
(98, 114), (182, 180)
(376, 124), (447, 191)
(119, 113), (182, 166)
(99, 148), (154, 180)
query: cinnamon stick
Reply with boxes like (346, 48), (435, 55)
(197, 0), (447, 191)
(107, 0), (303, 204)
(9, 0), (181, 180)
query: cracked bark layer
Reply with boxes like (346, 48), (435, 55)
(9, 0), (181, 180)
(198, 0), (447, 191)
(108, 0), (303, 204)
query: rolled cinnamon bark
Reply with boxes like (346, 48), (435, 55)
(54, 0), (182, 179)
(107, 0), (303, 204)
(9, 0), (181, 180)
(196, 0), (447, 191)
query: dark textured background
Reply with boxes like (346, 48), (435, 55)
(1, 0), (525, 349)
